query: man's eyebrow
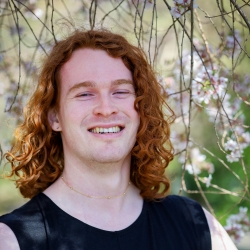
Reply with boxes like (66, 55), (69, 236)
(67, 81), (96, 95)
(111, 79), (133, 86)
(67, 79), (133, 95)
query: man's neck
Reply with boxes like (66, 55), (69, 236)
(62, 155), (132, 197)
(43, 159), (143, 231)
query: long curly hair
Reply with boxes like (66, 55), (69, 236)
(5, 29), (175, 200)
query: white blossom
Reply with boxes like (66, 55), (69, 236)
(185, 148), (214, 175)
(170, 0), (197, 18)
(203, 174), (212, 188)
(157, 75), (176, 96)
(224, 132), (249, 163)
(34, 9), (43, 18)
(171, 131), (188, 153)
(25, 8), (44, 19)
(170, 7), (182, 18)
(224, 138), (243, 162)
(226, 150), (242, 163)
(240, 132), (250, 149)
(224, 139), (238, 151)
(224, 207), (250, 243)
(192, 69), (228, 105)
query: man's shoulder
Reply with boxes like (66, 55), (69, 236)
(152, 194), (202, 208)
(146, 194), (207, 223)
(0, 193), (48, 250)
(148, 195), (210, 232)
(145, 195), (212, 249)
(0, 194), (41, 224)
(161, 194), (206, 217)
(0, 196), (40, 250)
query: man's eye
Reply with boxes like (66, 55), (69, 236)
(77, 92), (93, 97)
(113, 91), (129, 95)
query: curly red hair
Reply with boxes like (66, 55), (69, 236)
(5, 29), (175, 200)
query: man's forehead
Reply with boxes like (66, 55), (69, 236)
(59, 48), (133, 89)
(60, 48), (126, 75)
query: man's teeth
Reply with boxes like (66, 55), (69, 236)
(90, 126), (121, 134)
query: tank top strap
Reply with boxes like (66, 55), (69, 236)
(0, 193), (48, 250)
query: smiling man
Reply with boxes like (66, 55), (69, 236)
(0, 30), (237, 249)
(52, 48), (140, 170)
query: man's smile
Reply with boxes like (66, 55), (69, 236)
(89, 126), (124, 134)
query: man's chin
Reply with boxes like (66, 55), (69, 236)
(89, 151), (130, 165)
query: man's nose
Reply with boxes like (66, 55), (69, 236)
(93, 95), (118, 117)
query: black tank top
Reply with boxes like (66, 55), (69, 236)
(0, 193), (211, 250)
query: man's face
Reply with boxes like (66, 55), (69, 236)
(50, 48), (140, 166)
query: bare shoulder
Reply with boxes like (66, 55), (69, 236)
(0, 223), (20, 250)
(202, 208), (238, 250)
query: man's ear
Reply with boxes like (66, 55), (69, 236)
(48, 109), (61, 131)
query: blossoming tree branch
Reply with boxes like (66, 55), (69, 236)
(0, 0), (249, 244)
